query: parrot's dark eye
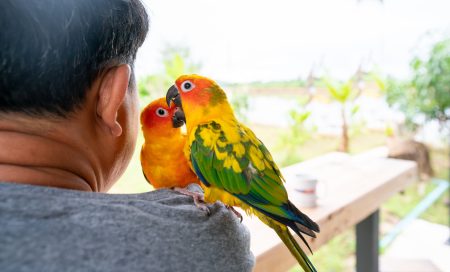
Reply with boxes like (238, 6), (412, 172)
(180, 80), (195, 92)
(155, 107), (169, 117)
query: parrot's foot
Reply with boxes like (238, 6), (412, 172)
(226, 205), (243, 222)
(173, 187), (211, 215)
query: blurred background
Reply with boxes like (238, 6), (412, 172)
(110, 0), (449, 271)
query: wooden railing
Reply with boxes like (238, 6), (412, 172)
(242, 150), (417, 272)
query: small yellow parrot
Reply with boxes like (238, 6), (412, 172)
(140, 97), (199, 189)
(166, 75), (320, 272)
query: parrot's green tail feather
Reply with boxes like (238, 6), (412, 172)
(274, 226), (317, 272)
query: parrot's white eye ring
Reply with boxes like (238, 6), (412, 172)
(155, 107), (169, 117)
(180, 80), (195, 92)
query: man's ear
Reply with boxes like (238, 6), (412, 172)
(96, 64), (131, 137)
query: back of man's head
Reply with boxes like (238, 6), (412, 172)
(0, 0), (149, 117)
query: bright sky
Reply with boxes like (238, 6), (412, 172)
(136, 0), (450, 83)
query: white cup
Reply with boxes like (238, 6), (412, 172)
(287, 173), (318, 208)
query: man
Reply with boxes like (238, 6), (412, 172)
(0, 1), (254, 271)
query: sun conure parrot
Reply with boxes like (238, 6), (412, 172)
(140, 97), (201, 191)
(166, 75), (320, 272)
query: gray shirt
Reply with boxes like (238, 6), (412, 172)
(0, 182), (254, 272)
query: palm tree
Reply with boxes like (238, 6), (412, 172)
(325, 80), (357, 152)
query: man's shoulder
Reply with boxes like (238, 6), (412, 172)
(0, 182), (240, 228)
(0, 181), (199, 205)
(0, 182), (255, 272)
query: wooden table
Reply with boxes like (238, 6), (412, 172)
(242, 152), (417, 272)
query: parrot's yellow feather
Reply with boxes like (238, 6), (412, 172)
(171, 75), (319, 272)
(140, 97), (200, 189)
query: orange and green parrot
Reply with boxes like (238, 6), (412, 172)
(166, 75), (320, 272)
(140, 97), (200, 190)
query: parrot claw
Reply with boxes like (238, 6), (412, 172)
(173, 187), (211, 216)
(226, 205), (243, 223)
(195, 202), (211, 216)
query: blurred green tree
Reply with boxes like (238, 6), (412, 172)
(138, 45), (202, 101)
(279, 96), (315, 165)
(384, 38), (450, 131)
(411, 38), (450, 125)
(383, 38), (450, 185)
(324, 79), (360, 152)
(384, 77), (420, 133)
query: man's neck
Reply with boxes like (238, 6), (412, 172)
(0, 116), (99, 192)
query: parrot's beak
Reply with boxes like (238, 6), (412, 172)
(172, 107), (186, 128)
(166, 85), (182, 108)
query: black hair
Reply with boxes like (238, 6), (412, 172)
(0, 0), (149, 117)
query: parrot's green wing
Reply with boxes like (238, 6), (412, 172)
(190, 121), (318, 237)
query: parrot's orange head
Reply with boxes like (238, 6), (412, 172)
(167, 74), (227, 107)
(140, 97), (184, 132)
(166, 74), (230, 126)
